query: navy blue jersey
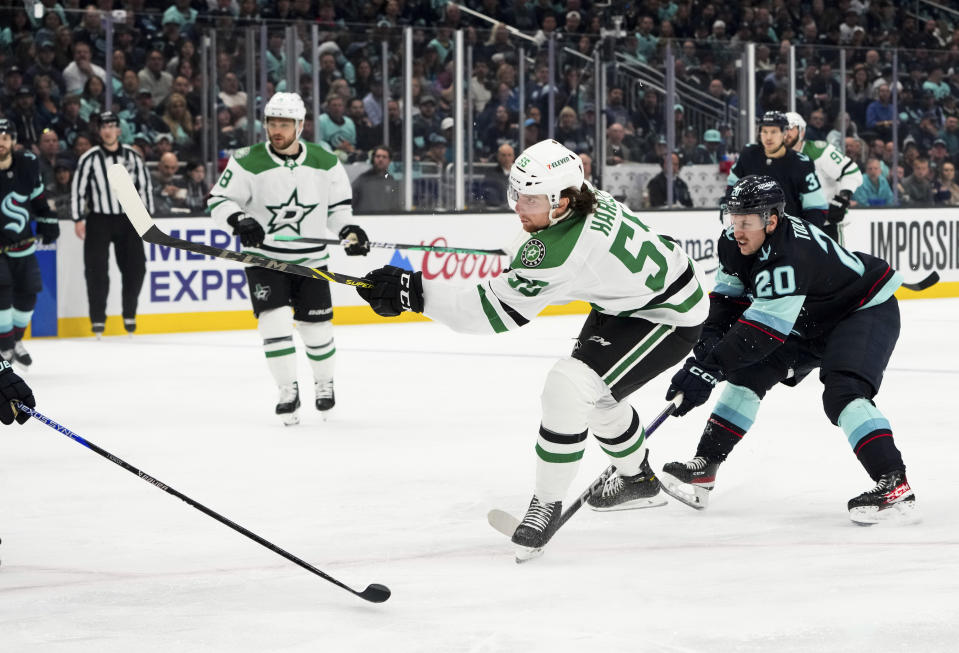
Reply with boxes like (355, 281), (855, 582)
(0, 151), (53, 256)
(703, 213), (902, 374)
(727, 144), (828, 226)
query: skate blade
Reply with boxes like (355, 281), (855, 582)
(849, 500), (921, 526)
(588, 494), (668, 512)
(316, 405), (334, 421)
(514, 545), (545, 563)
(659, 471), (710, 510)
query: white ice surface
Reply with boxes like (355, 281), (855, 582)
(2, 299), (958, 652)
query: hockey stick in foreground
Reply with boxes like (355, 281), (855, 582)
(106, 164), (374, 289)
(15, 403), (391, 604)
(488, 395), (682, 540)
(900, 271), (939, 292)
(273, 234), (507, 257)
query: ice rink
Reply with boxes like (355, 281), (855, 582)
(2, 298), (957, 652)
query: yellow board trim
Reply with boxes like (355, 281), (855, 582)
(44, 284), (953, 338)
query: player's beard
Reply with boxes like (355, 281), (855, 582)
(270, 133), (298, 153)
(783, 133), (798, 149)
(0, 146), (10, 166)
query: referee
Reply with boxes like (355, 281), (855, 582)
(71, 112), (154, 336)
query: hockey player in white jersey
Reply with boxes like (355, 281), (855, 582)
(356, 140), (708, 560)
(785, 111), (863, 243)
(208, 92), (371, 425)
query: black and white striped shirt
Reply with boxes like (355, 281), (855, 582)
(71, 144), (155, 222)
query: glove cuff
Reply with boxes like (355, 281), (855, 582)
(399, 271), (424, 313)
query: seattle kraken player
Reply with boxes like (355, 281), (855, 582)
(0, 119), (60, 367)
(724, 111), (828, 228)
(661, 175), (918, 525)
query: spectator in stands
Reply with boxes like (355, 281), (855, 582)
(0, 66), (25, 113)
(481, 104), (516, 160)
(412, 94), (441, 157)
(26, 38), (65, 96)
(632, 91), (663, 148)
(557, 65), (586, 116)
(183, 161), (208, 213)
(138, 49), (173, 107)
(353, 145), (402, 213)
(48, 159), (75, 219)
(216, 105), (245, 151)
(915, 112), (942, 154)
(51, 94), (87, 150)
(940, 115), (959, 159)
(804, 109), (828, 141)
(901, 157), (934, 207)
(922, 67), (950, 100)
(846, 65), (871, 127)
(218, 72), (247, 120)
(161, 92), (197, 158)
(605, 86), (631, 131)
(679, 127), (700, 166)
(579, 152), (595, 185)
(606, 123), (632, 165)
(933, 161), (959, 206)
(635, 15), (658, 62)
(73, 6), (108, 64)
(72, 132), (93, 160)
(348, 98), (379, 160)
(647, 152), (693, 208)
(63, 41), (106, 96)
(929, 139), (951, 177)
(527, 62), (558, 119)
(129, 88), (172, 147)
(79, 75), (105, 123)
(319, 94), (357, 160)
(163, 0), (198, 33)
(7, 87), (46, 150)
(852, 158), (895, 208)
(692, 129), (725, 164)
(154, 132), (178, 161)
(37, 128), (62, 187)
(363, 74), (386, 127)
(554, 106), (588, 154)
(152, 151), (186, 215)
(866, 83), (895, 141)
(476, 142), (513, 208)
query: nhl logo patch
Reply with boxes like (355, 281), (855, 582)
(520, 238), (546, 267)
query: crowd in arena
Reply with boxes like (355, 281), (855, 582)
(1, 0), (959, 213)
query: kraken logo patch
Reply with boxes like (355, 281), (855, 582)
(520, 238), (546, 267)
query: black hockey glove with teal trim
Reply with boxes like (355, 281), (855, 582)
(357, 265), (424, 317)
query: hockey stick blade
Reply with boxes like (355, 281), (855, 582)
(901, 271), (940, 292)
(273, 234), (507, 256)
(106, 164), (373, 289)
(487, 396), (681, 541)
(16, 403), (391, 604)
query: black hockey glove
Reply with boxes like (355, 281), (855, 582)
(339, 225), (371, 256)
(665, 357), (724, 417)
(36, 219), (60, 245)
(0, 360), (35, 425)
(356, 265), (424, 317)
(827, 190), (852, 224)
(227, 214), (265, 247)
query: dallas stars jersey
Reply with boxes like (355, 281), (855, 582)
(423, 186), (708, 334)
(727, 144), (828, 227)
(208, 141), (353, 267)
(800, 139), (863, 202)
(0, 151), (56, 258)
(703, 213), (901, 375)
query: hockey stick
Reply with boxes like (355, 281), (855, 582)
(487, 395), (682, 538)
(901, 271), (939, 292)
(106, 164), (374, 290)
(272, 234), (507, 257)
(15, 403), (390, 604)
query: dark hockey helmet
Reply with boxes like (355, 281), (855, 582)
(757, 110), (788, 131)
(725, 175), (786, 229)
(0, 118), (16, 140)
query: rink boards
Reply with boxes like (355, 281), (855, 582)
(44, 208), (959, 337)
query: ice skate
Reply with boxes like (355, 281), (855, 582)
(848, 469), (920, 526)
(12, 341), (32, 368)
(123, 318), (136, 335)
(92, 322), (105, 340)
(587, 452), (668, 511)
(659, 456), (720, 510)
(314, 379), (335, 415)
(275, 382), (300, 426)
(510, 495), (562, 563)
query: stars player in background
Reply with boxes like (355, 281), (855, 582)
(0, 119), (60, 367)
(724, 111), (828, 228)
(660, 175), (918, 525)
(208, 92), (371, 425)
(357, 140), (709, 561)
(785, 112), (863, 244)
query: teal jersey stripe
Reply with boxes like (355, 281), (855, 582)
(714, 269), (745, 297)
(477, 285), (508, 333)
(858, 270), (903, 311)
(839, 398), (892, 449)
(743, 295), (805, 335)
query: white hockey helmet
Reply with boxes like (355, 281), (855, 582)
(264, 92), (307, 137)
(785, 111), (806, 135)
(508, 139), (585, 211)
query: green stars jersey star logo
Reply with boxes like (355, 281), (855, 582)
(264, 189), (318, 235)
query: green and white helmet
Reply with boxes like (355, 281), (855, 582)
(785, 111), (806, 136)
(264, 92), (307, 136)
(508, 139), (584, 211)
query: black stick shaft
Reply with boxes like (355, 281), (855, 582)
(17, 403), (390, 603)
(273, 235), (506, 256)
(556, 399), (678, 529)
